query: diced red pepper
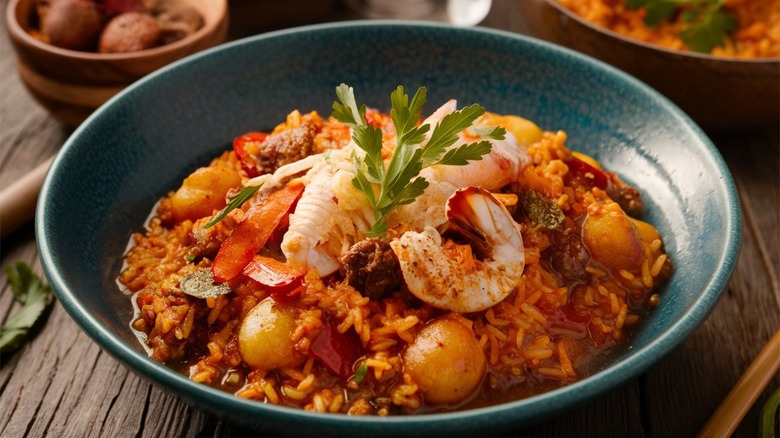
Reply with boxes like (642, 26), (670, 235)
(310, 316), (365, 380)
(365, 109), (396, 139)
(566, 157), (609, 189)
(242, 255), (305, 299)
(233, 132), (268, 177)
(211, 181), (304, 282)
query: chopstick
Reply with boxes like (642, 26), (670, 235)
(698, 328), (780, 437)
(0, 157), (53, 238)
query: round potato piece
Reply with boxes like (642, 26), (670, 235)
(170, 166), (241, 223)
(404, 317), (486, 405)
(484, 113), (543, 147)
(238, 298), (305, 370)
(582, 201), (645, 272)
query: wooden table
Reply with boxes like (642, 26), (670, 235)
(1, 1), (778, 436)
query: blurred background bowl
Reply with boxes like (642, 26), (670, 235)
(518, 0), (780, 132)
(5, 0), (228, 127)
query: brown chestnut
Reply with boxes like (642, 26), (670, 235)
(98, 11), (161, 53)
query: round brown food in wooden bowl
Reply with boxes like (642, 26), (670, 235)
(518, 0), (780, 132)
(5, 0), (228, 127)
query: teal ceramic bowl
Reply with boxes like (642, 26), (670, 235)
(37, 22), (741, 436)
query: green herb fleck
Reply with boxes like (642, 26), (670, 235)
(625, 0), (737, 53)
(204, 184), (261, 228)
(332, 83), (502, 237)
(680, 6), (737, 53)
(760, 387), (779, 438)
(0, 262), (54, 354)
(179, 268), (232, 299)
(521, 190), (564, 229)
(354, 362), (368, 384)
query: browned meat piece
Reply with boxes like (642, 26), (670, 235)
(607, 175), (645, 217)
(543, 219), (591, 283)
(340, 238), (403, 300)
(257, 122), (316, 175)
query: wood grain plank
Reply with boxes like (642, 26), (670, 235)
(642, 130), (780, 438)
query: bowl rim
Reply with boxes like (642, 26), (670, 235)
(35, 20), (742, 433)
(543, 0), (780, 64)
(6, 0), (228, 61)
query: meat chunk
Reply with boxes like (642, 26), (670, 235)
(606, 175), (645, 217)
(256, 122), (316, 175)
(543, 219), (590, 283)
(340, 238), (403, 300)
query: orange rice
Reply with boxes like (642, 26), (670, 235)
(558, 0), (780, 58)
(118, 110), (673, 415)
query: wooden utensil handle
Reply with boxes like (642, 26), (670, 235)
(698, 328), (780, 437)
(0, 157), (53, 238)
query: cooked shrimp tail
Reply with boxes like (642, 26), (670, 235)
(390, 186), (525, 313)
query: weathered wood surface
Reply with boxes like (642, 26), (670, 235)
(1, 1), (778, 437)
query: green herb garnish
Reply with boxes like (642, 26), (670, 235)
(179, 268), (232, 299)
(521, 190), (564, 229)
(204, 184), (261, 228)
(625, 0), (737, 53)
(760, 388), (780, 438)
(0, 262), (54, 354)
(354, 362), (368, 384)
(332, 83), (503, 237)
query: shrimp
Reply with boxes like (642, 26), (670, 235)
(392, 100), (530, 231)
(389, 186), (525, 313)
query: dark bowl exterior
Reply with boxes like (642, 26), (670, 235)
(519, 0), (780, 132)
(36, 22), (741, 436)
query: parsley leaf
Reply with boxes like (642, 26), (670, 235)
(680, 7), (737, 53)
(1, 262), (54, 354)
(643, 0), (679, 26)
(521, 190), (564, 229)
(624, 0), (737, 53)
(204, 184), (261, 228)
(333, 84), (497, 237)
(354, 362), (368, 384)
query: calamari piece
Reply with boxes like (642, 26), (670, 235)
(281, 145), (374, 276)
(390, 187), (525, 313)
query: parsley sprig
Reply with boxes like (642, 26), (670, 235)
(1, 262), (54, 354)
(204, 184), (261, 228)
(332, 84), (504, 237)
(626, 0), (737, 53)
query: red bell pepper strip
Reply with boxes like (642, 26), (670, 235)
(242, 255), (305, 298)
(233, 132), (268, 177)
(310, 316), (365, 380)
(211, 181), (304, 282)
(566, 157), (609, 189)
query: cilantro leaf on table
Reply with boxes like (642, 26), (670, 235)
(333, 84), (500, 237)
(1, 262), (54, 354)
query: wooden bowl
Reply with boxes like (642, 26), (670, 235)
(5, 0), (228, 127)
(518, 0), (780, 132)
